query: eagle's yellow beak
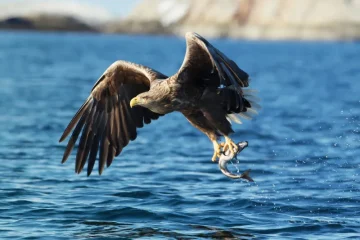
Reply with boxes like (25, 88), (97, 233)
(130, 97), (140, 108)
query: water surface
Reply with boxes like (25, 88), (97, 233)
(0, 31), (359, 239)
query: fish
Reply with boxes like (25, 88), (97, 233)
(218, 141), (254, 182)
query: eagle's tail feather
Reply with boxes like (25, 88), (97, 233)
(226, 114), (242, 124)
(223, 87), (260, 124)
(240, 87), (260, 120)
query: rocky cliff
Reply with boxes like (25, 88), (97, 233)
(109, 0), (360, 40)
(1, 0), (360, 40)
(0, 0), (107, 33)
(0, 14), (96, 32)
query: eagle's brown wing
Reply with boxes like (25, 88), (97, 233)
(177, 32), (255, 115)
(59, 60), (167, 176)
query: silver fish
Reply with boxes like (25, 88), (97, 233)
(218, 141), (254, 182)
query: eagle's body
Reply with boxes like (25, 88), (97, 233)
(59, 32), (259, 176)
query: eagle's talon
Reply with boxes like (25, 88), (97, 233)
(212, 152), (221, 162)
(211, 140), (221, 162)
(221, 137), (239, 156)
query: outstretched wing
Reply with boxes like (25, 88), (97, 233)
(178, 32), (249, 89)
(177, 32), (259, 118)
(59, 60), (168, 176)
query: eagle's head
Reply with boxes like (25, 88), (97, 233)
(130, 80), (171, 114)
(129, 92), (155, 108)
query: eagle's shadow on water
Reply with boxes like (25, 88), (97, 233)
(76, 221), (254, 239)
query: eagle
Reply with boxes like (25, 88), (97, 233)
(59, 32), (259, 176)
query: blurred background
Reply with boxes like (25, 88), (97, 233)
(0, 0), (359, 239)
(1, 0), (360, 40)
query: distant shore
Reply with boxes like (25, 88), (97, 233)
(0, 15), (96, 33)
(1, 6), (360, 42)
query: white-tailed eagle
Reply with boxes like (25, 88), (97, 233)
(59, 32), (259, 176)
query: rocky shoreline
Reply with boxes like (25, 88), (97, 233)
(1, 0), (360, 41)
(0, 14), (96, 32)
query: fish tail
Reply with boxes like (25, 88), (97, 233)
(240, 169), (254, 182)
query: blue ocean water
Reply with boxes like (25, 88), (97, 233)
(0, 31), (359, 239)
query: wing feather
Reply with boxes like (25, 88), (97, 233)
(59, 98), (92, 142)
(178, 32), (259, 119)
(87, 133), (100, 176)
(179, 32), (249, 89)
(99, 127), (109, 175)
(61, 101), (92, 163)
(86, 109), (105, 176)
(107, 144), (116, 168)
(59, 60), (167, 175)
(75, 102), (97, 173)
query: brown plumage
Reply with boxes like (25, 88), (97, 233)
(59, 32), (259, 176)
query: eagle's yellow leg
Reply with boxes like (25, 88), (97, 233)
(211, 140), (221, 162)
(221, 136), (239, 156)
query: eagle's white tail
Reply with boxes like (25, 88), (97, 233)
(226, 88), (261, 124)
